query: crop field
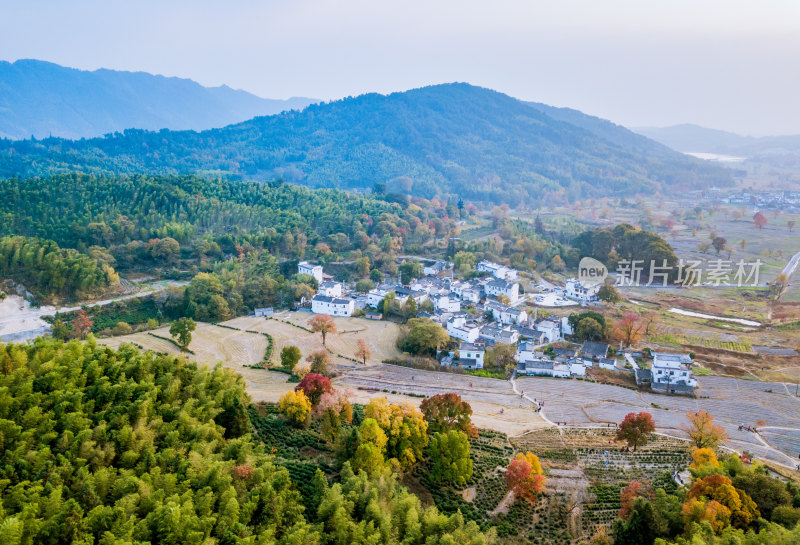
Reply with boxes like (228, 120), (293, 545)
(648, 333), (753, 353)
(513, 428), (690, 536)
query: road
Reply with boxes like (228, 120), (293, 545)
(781, 250), (800, 280)
(0, 280), (187, 341)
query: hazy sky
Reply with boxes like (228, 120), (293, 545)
(3, 0), (800, 135)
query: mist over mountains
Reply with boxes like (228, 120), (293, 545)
(0, 59), (316, 139)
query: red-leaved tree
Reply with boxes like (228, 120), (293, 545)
(295, 373), (333, 407)
(615, 412), (656, 451)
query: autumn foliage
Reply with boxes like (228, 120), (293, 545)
(615, 412), (656, 451)
(308, 313), (337, 346)
(618, 480), (654, 519)
(505, 451), (546, 503)
(682, 473), (759, 531)
(295, 373), (333, 406)
(420, 393), (478, 438)
(684, 410), (728, 450)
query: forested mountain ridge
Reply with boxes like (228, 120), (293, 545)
(0, 83), (732, 204)
(0, 59), (317, 139)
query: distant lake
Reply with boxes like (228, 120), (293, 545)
(684, 152), (746, 163)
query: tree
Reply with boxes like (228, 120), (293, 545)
(612, 497), (657, 545)
(684, 410), (728, 450)
(753, 211), (768, 229)
(788, 220), (796, 232)
(504, 452), (546, 503)
(215, 396), (250, 438)
(354, 339), (371, 365)
(597, 284), (621, 303)
(712, 236), (727, 255)
(399, 260), (423, 284)
(642, 311), (658, 337)
(306, 350), (332, 376)
(428, 430), (473, 486)
(354, 279), (374, 293)
(619, 480), (654, 519)
(732, 471), (792, 521)
(400, 318), (449, 356)
(169, 317), (196, 350)
(112, 321), (133, 336)
(576, 317), (604, 341)
(316, 389), (354, 443)
(51, 318), (69, 340)
(616, 412), (656, 451)
(280, 345), (302, 372)
(295, 373), (333, 406)
(308, 314), (337, 346)
(364, 397), (429, 469)
(485, 343), (518, 376)
(352, 418), (388, 476)
(690, 447), (720, 471)
(72, 309), (93, 339)
(420, 393), (477, 437)
(616, 312), (643, 347)
(683, 473), (759, 530)
(279, 390), (312, 427)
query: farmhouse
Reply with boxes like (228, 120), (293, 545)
(441, 342), (485, 369)
(311, 294), (355, 317)
(477, 260), (518, 280)
(565, 278), (599, 303)
(651, 352), (697, 394)
(447, 316), (482, 343)
(317, 281), (343, 297)
(298, 261), (324, 284)
(489, 302), (527, 325)
(485, 278), (520, 303)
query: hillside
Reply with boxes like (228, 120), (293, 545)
(0, 59), (316, 139)
(0, 83), (732, 203)
(634, 123), (800, 171)
(632, 124), (756, 153)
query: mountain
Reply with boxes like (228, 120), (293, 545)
(633, 124), (800, 171)
(0, 82), (732, 203)
(631, 124), (755, 153)
(0, 59), (317, 139)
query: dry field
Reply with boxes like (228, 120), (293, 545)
(336, 363), (550, 436)
(225, 311), (404, 367)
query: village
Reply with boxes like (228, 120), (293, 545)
(295, 257), (699, 396)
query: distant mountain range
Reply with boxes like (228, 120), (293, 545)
(0, 59), (317, 139)
(0, 72), (732, 203)
(633, 124), (800, 170)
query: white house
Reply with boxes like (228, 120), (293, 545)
(535, 320), (561, 343)
(423, 260), (450, 276)
(477, 260), (518, 280)
(311, 294), (355, 317)
(298, 261), (324, 284)
(317, 281), (343, 298)
(367, 285), (394, 308)
(561, 316), (574, 336)
(447, 316), (481, 343)
(565, 278), (599, 303)
(486, 279), (520, 303)
(489, 303), (528, 325)
(433, 295), (461, 313)
(458, 343), (485, 368)
(651, 352), (697, 392)
(517, 341), (542, 363)
(480, 324), (519, 345)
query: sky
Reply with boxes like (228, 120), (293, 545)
(2, 0), (800, 136)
